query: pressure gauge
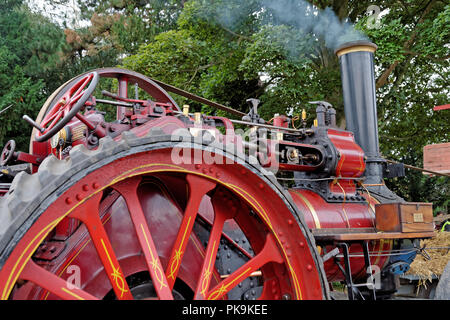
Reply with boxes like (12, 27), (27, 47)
(50, 127), (70, 149)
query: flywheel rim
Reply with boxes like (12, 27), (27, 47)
(0, 133), (328, 300)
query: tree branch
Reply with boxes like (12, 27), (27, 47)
(376, 0), (436, 89)
(220, 25), (252, 41)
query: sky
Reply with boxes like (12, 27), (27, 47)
(27, 0), (88, 28)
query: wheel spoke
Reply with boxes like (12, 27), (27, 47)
(41, 108), (63, 128)
(194, 192), (236, 299)
(20, 260), (98, 300)
(195, 212), (254, 260)
(69, 193), (133, 300)
(165, 174), (216, 290)
(112, 177), (173, 300)
(206, 234), (283, 300)
(46, 110), (64, 131)
(69, 74), (92, 99)
(66, 90), (85, 110)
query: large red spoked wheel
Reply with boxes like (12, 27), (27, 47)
(0, 134), (328, 300)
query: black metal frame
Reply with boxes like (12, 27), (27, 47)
(333, 240), (377, 300)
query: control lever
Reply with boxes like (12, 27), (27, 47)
(23, 115), (45, 133)
(101, 90), (144, 104)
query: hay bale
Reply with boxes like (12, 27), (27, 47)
(406, 232), (450, 282)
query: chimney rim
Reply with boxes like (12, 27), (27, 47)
(334, 40), (377, 57)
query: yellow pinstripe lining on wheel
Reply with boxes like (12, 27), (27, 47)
(2, 162), (309, 300)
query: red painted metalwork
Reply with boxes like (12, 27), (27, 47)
(35, 180), (209, 300)
(0, 65), (429, 301)
(273, 115), (289, 128)
(68, 192), (134, 300)
(327, 128), (365, 178)
(112, 177), (173, 299)
(20, 260), (98, 300)
(165, 175), (216, 290)
(433, 104), (450, 111)
(0, 142), (325, 300)
(193, 189), (236, 300)
(288, 188), (390, 281)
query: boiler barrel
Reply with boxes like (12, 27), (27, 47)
(289, 188), (392, 281)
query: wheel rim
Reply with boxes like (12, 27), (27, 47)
(0, 139), (326, 300)
(36, 72), (99, 143)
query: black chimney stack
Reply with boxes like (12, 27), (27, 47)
(335, 41), (401, 201)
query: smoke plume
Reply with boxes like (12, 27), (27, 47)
(207, 0), (368, 55)
(261, 0), (367, 50)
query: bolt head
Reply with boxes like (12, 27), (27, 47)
(282, 294), (291, 300)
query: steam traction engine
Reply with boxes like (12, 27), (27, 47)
(0, 41), (437, 300)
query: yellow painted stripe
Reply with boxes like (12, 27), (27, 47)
(200, 240), (216, 295)
(61, 287), (85, 300)
(292, 190), (321, 229)
(208, 267), (252, 300)
(336, 182), (351, 228)
(140, 224), (167, 290)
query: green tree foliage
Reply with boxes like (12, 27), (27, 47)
(58, 0), (186, 58)
(40, 0), (188, 87)
(357, 1), (450, 210)
(0, 0), (67, 149)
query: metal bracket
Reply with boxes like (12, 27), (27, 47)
(242, 99), (265, 124)
(322, 247), (340, 263)
(383, 161), (405, 178)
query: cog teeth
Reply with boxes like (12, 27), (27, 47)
(121, 131), (140, 146)
(98, 136), (130, 156)
(38, 155), (72, 177)
(8, 172), (41, 203)
(5, 173), (42, 231)
(97, 135), (115, 149)
(169, 128), (191, 143)
(146, 127), (165, 137)
(0, 196), (12, 237)
(68, 137), (129, 164)
(68, 143), (90, 162)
